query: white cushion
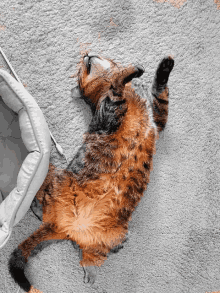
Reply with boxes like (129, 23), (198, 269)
(0, 69), (51, 249)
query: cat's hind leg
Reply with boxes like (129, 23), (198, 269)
(71, 241), (98, 285)
(8, 223), (67, 292)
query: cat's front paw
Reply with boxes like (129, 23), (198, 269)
(156, 56), (174, 85)
(83, 266), (97, 285)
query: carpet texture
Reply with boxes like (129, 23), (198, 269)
(0, 0), (220, 292)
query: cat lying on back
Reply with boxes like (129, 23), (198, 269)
(9, 53), (174, 292)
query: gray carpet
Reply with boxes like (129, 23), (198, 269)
(1, 0), (220, 292)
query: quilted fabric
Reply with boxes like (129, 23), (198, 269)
(0, 69), (51, 249)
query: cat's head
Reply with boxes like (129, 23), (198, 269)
(72, 54), (144, 114)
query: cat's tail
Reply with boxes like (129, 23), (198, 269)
(8, 223), (67, 292)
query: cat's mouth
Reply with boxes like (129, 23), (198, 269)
(84, 55), (91, 72)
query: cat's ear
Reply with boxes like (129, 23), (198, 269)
(71, 85), (82, 98)
(121, 65), (145, 85)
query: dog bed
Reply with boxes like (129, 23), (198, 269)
(0, 69), (51, 249)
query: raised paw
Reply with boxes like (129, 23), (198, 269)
(83, 266), (97, 285)
(156, 56), (174, 86)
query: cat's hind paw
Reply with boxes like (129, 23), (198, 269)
(83, 266), (97, 285)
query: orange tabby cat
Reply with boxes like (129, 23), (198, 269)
(9, 54), (174, 292)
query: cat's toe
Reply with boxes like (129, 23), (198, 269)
(159, 56), (174, 73)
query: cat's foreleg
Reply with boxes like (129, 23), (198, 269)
(151, 56), (174, 132)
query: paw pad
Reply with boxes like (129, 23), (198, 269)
(156, 56), (174, 85)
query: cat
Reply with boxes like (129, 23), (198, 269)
(9, 53), (174, 292)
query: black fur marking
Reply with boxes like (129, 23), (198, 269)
(138, 145), (143, 151)
(130, 176), (144, 194)
(123, 184), (140, 206)
(109, 234), (128, 254)
(109, 244), (124, 254)
(44, 185), (51, 195)
(30, 239), (65, 257)
(152, 102), (167, 125)
(8, 248), (31, 292)
(143, 162), (150, 170)
(88, 96), (127, 135)
(118, 207), (132, 228)
(67, 144), (86, 173)
(154, 96), (169, 104)
(128, 142), (136, 150)
(155, 120), (166, 131)
(71, 240), (80, 250)
(110, 85), (122, 97)
(30, 197), (43, 221)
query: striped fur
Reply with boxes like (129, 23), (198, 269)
(9, 55), (174, 291)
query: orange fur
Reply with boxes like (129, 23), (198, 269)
(9, 54), (174, 291)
